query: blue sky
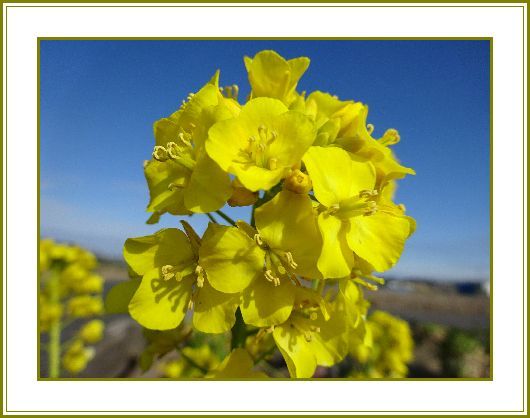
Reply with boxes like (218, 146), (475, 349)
(40, 40), (490, 281)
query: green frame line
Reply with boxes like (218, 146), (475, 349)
(0, 1), (526, 415)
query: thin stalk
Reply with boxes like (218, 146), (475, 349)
(250, 205), (256, 227)
(48, 269), (61, 378)
(316, 279), (325, 294)
(215, 210), (236, 226)
(205, 212), (218, 224)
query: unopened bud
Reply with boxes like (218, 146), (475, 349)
(284, 169), (312, 194)
(228, 179), (258, 207)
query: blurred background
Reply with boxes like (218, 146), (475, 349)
(40, 40), (491, 378)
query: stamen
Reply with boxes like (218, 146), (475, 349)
(241, 125), (279, 168)
(195, 265), (205, 288)
(165, 142), (181, 159)
(379, 128), (400, 146)
(284, 252), (298, 269)
(254, 234), (264, 247)
(367, 124), (375, 135)
(178, 132), (192, 148)
(328, 203), (340, 214)
(152, 146), (169, 162)
(359, 189), (378, 199)
(264, 269), (280, 286)
(364, 201), (378, 216)
(353, 277), (378, 291)
(161, 265), (182, 281)
(168, 182), (186, 191)
(155, 141), (196, 170)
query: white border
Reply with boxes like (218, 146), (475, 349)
(3, 2), (527, 415)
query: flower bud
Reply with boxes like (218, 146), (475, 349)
(79, 319), (105, 344)
(284, 169), (312, 194)
(228, 179), (258, 207)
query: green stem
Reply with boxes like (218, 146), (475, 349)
(176, 347), (208, 374)
(254, 344), (277, 365)
(215, 210), (236, 226)
(48, 269), (61, 378)
(250, 205), (256, 227)
(231, 308), (247, 349)
(205, 212), (218, 224)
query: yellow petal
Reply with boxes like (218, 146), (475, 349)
(311, 305), (349, 367)
(273, 324), (316, 378)
(193, 280), (240, 334)
(240, 275), (295, 327)
(267, 111), (316, 169)
(317, 212), (354, 278)
(184, 151), (231, 213)
(123, 228), (195, 277)
(128, 269), (194, 330)
(346, 211), (410, 272)
(303, 146), (376, 207)
(144, 160), (189, 216)
(254, 190), (322, 279)
(199, 223), (265, 293)
(245, 50), (309, 104)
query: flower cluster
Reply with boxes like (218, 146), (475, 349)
(109, 50), (415, 378)
(350, 310), (414, 378)
(40, 239), (105, 377)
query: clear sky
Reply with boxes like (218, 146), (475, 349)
(40, 40), (490, 281)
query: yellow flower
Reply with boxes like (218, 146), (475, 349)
(272, 287), (349, 378)
(244, 50), (310, 106)
(351, 310), (414, 378)
(39, 295), (63, 332)
(305, 91), (365, 146)
(67, 295), (104, 318)
(303, 146), (413, 278)
(79, 319), (105, 344)
(60, 265), (103, 294)
(62, 340), (95, 375)
(206, 97), (315, 191)
(333, 103), (415, 186)
(145, 72), (238, 218)
(200, 190), (322, 327)
(123, 225), (239, 333)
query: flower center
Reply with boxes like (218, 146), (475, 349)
(152, 131), (196, 171)
(290, 311), (321, 342)
(253, 233), (298, 287)
(161, 265), (183, 281)
(330, 189), (379, 219)
(240, 125), (279, 170)
(220, 84), (239, 100)
(378, 128), (400, 146)
(351, 269), (385, 291)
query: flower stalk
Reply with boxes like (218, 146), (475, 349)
(47, 268), (61, 378)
